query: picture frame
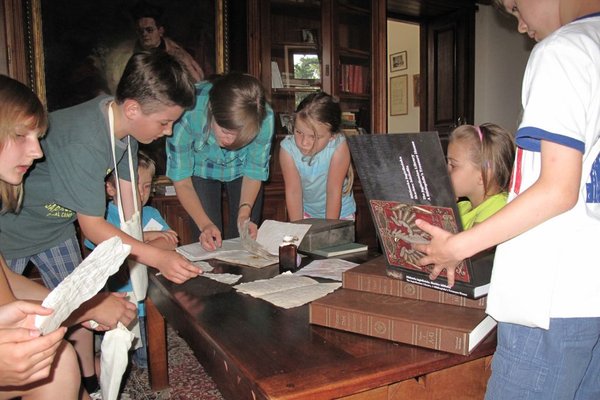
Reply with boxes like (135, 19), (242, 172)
(413, 74), (421, 107)
(390, 74), (408, 116)
(27, 0), (227, 111)
(390, 50), (407, 72)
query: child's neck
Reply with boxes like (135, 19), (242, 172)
(109, 102), (128, 140)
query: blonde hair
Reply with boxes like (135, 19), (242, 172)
(294, 91), (354, 195)
(0, 75), (47, 213)
(208, 73), (268, 149)
(449, 123), (515, 197)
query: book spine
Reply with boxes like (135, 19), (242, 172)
(343, 271), (486, 310)
(309, 302), (469, 355)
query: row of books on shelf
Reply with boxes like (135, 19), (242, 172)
(339, 64), (369, 94)
(309, 132), (497, 356)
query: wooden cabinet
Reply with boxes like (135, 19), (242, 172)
(250, 0), (384, 135)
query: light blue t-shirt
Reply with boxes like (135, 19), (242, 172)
(280, 134), (356, 218)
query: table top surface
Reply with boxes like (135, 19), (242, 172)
(148, 252), (496, 400)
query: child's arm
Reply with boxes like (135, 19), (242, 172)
(77, 215), (201, 284)
(325, 140), (352, 219)
(172, 177), (222, 250)
(144, 230), (178, 250)
(279, 147), (304, 221)
(238, 177), (262, 239)
(414, 140), (582, 286)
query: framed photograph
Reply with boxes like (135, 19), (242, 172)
(413, 74), (421, 107)
(390, 50), (407, 72)
(27, 0), (227, 111)
(279, 113), (294, 134)
(390, 74), (408, 116)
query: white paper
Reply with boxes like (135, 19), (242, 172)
(234, 273), (341, 309)
(35, 237), (131, 335)
(214, 250), (278, 268)
(294, 259), (359, 281)
(143, 218), (164, 231)
(100, 322), (134, 400)
(176, 238), (241, 261)
(202, 272), (242, 285)
(256, 220), (312, 255)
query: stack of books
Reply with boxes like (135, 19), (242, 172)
(309, 257), (495, 356)
(309, 132), (497, 355)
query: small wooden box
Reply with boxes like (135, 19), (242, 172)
(292, 218), (355, 252)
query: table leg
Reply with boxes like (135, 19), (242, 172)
(146, 297), (169, 391)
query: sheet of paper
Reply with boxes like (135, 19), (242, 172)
(176, 238), (242, 261)
(234, 273), (341, 308)
(256, 220), (312, 255)
(202, 272), (242, 285)
(214, 250), (278, 268)
(35, 237), (131, 334)
(294, 259), (359, 281)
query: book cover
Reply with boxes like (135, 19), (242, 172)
(308, 242), (368, 258)
(309, 288), (496, 356)
(347, 132), (493, 299)
(343, 256), (487, 309)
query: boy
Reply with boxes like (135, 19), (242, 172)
(0, 51), (201, 395)
(415, 0), (600, 398)
(85, 151), (177, 368)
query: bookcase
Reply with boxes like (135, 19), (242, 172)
(252, 0), (376, 136)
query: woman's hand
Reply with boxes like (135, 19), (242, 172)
(200, 223), (222, 250)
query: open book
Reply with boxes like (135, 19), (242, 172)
(347, 132), (493, 299)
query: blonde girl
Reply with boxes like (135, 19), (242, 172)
(446, 123), (515, 229)
(279, 91), (356, 221)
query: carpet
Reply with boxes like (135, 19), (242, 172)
(120, 325), (224, 400)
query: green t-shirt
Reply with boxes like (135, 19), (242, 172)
(0, 96), (137, 259)
(457, 192), (508, 230)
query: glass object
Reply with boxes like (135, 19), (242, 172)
(279, 235), (299, 273)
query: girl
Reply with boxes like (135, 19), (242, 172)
(279, 92), (356, 221)
(167, 73), (274, 251)
(447, 123), (515, 229)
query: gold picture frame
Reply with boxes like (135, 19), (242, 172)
(390, 74), (408, 116)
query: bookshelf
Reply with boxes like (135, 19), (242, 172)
(253, 0), (376, 136)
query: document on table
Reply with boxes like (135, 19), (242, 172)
(234, 273), (341, 309)
(294, 259), (359, 281)
(177, 220), (312, 268)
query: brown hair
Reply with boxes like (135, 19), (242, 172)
(450, 123), (515, 197)
(294, 91), (354, 194)
(208, 73), (268, 149)
(0, 75), (47, 213)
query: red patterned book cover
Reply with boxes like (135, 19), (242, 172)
(347, 132), (493, 299)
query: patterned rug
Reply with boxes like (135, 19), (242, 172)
(120, 325), (224, 400)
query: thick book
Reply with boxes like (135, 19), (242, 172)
(347, 132), (493, 299)
(343, 256), (487, 310)
(308, 242), (368, 258)
(309, 288), (496, 355)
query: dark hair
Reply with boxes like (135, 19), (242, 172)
(0, 75), (47, 213)
(130, 1), (164, 27)
(116, 51), (196, 113)
(208, 73), (268, 149)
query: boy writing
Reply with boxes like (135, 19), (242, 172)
(415, 0), (600, 398)
(0, 51), (201, 395)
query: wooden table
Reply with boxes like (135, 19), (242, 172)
(146, 255), (495, 399)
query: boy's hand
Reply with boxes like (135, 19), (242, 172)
(79, 292), (137, 330)
(199, 224), (222, 251)
(156, 250), (202, 284)
(412, 219), (463, 288)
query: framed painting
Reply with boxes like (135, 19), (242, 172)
(390, 74), (408, 116)
(390, 50), (407, 72)
(27, 0), (227, 111)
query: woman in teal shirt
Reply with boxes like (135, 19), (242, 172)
(166, 73), (274, 250)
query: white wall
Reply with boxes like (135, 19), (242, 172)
(474, 5), (532, 132)
(386, 5), (532, 134)
(387, 20), (420, 133)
